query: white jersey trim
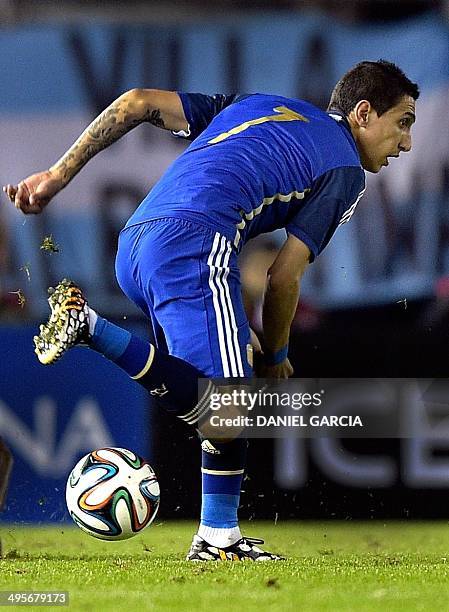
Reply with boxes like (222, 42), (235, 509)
(338, 186), (366, 226)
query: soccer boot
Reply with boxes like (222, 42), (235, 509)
(33, 278), (90, 365)
(186, 534), (285, 561)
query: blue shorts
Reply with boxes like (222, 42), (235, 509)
(115, 218), (252, 378)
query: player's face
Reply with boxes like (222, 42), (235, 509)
(357, 95), (416, 173)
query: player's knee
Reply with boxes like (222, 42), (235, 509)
(198, 386), (250, 442)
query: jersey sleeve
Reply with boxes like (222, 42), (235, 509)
(174, 93), (248, 141)
(286, 166), (365, 262)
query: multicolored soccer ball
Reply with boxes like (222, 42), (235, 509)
(66, 447), (160, 540)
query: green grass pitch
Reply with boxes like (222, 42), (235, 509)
(1, 521), (449, 611)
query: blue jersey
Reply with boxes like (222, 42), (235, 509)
(125, 93), (365, 261)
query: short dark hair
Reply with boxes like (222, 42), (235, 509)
(328, 59), (420, 117)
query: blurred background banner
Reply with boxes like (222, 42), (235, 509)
(1, 13), (449, 312)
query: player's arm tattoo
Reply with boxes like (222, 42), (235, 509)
(146, 109), (165, 129)
(50, 93), (165, 185)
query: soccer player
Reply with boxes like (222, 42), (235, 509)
(4, 60), (418, 561)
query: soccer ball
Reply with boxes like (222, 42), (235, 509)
(66, 447), (160, 541)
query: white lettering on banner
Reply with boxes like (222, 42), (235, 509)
(275, 380), (449, 489)
(0, 399), (50, 474)
(53, 398), (114, 474)
(401, 383), (449, 487)
(0, 396), (114, 477)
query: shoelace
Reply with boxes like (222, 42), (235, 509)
(240, 537), (265, 546)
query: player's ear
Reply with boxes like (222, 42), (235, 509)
(352, 100), (371, 127)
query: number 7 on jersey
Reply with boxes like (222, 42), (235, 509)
(208, 106), (309, 144)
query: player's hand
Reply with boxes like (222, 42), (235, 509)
(250, 327), (262, 354)
(255, 357), (294, 379)
(250, 328), (266, 376)
(3, 170), (64, 215)
(250, 329), (294, 378)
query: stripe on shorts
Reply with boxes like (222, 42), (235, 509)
(221, 239), (244, 376)
(207, 233), (244, 377)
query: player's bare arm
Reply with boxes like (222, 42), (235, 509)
(3, 89), (187, 214)
(50, 89), (187, 186)
(259, 234), (310, 378)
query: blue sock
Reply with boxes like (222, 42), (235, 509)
(199, 438), (247, 545)
(90, 315), (206, 420)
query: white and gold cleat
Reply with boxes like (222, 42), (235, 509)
(33, 278), (90, 365)
(186, 534), (285, 562)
